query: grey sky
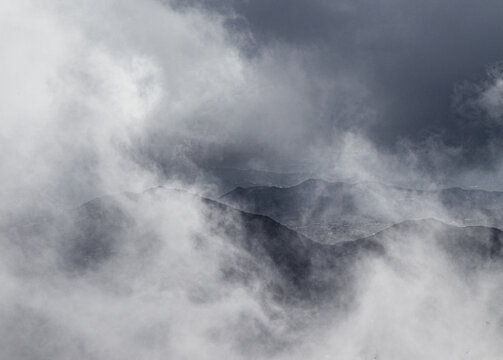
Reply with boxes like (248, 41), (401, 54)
(167, 0), (503, 176)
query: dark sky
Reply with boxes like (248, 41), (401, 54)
(168, 0), (503, 174)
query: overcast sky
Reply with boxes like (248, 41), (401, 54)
(165, 0), (503, 181)
(187, 0), (503, 148)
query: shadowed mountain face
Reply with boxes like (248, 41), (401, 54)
(221, 179), (503, 243)
(203, 168), (312, 195)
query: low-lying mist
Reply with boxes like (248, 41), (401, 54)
(3, 188), (503, 359)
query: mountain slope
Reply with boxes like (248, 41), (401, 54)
(6, 188), (383, 303)
(204, 167), (312, 195)
(366, 218), (503, 270)
(7, 189), (503, 311)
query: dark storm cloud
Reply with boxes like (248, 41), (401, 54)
(172, 0), (503, 170)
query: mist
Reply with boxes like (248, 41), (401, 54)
(2, 0), (503, 359)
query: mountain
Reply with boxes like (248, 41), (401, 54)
(203, 167), (312, 195)
(6, 188), (382, 304)
(364, 218), (503, 274)
(7, 188), (503, 309)
(220, 179), (503, 243)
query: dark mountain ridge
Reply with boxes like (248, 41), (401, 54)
(7, 188), (503, 307)
(6, 188), (382, 304)
(221, 178), (503, 243)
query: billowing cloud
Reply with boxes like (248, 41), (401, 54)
(2, 0), (503, 359)
(168, 0), (503, 178)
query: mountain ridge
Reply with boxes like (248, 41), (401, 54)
(220, 178), (503, 243)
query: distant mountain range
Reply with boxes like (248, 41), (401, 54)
(220, 178), (503, 243)
(203, 167), (312, 195)
(7, 187), (503, 305)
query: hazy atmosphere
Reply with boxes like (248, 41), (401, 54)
(2, 0), (503, 359)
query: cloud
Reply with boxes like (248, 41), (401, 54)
(0, 2), (319, 358)
(479, 63), (503, 121)
(2, 0), (503, 359)
(168, 0), (503, 177)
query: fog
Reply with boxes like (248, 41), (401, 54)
(1, 0), (503, 359)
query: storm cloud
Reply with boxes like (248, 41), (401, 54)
(165, 0), (503, 180)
